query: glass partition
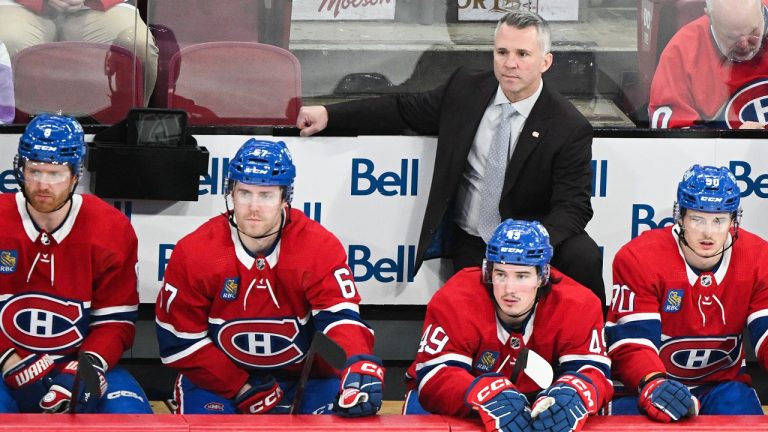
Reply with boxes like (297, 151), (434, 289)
(6, 0), (763, 130)
(0, 0), (148, 125)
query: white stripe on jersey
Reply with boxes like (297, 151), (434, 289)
(312, 302), (360, 315)
(418, 364), (447, 394)
(161, 338), (213, 364)
(90, 319), (135, 327)
(91, 304), (138, 315)
(748, 309), (768, 357)
(414, 353), (473, 372)
(606, 312), (660, 326)
(608, 337), (659, 354)
(559, 354), (611, 367)
(323, 319), (374, 335)
(157, 318), (209, 339)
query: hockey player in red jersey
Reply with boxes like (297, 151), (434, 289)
(404, 219), (611, 432)
(607, 164), (768, 420)
(0, 113), (151, 414)
(155, 138), (383, 416)
(649, 0), (768, 129)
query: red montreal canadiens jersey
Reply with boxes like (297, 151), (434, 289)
(155, 208), (375, 398)
(649, 1), (768, 129)
(0, 193), (139, 368)
(606, 227), (768, 391)
(405, 268), (612, 417)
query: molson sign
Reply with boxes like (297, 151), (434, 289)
(292, 0), (395, 20)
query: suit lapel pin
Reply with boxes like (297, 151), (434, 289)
(532, 131), (540, 138)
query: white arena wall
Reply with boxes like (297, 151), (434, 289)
(0, 133), (765, 305)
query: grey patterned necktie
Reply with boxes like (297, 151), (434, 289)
(477, 103), (515, 242)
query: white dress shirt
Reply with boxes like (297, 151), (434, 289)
(454, 78), (543, 237)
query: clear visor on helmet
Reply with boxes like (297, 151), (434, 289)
(683, 212), (733, 233)
(231, 186), (283, 206)
(22, 162), (72, 185)
(482, 259), (542, 289)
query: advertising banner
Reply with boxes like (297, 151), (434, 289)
(292, 0), (396, 20)
(0, 134), (764, 305)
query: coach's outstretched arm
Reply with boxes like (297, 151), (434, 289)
(297, 106), (329, 136)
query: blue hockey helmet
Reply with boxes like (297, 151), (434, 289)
(483, 219), (553, 285)
(14, 113), (86, 186)
(225, 139), (296, 203)
(674, 164), (741, 222)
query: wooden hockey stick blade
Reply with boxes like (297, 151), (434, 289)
(289, 332), (346, 414)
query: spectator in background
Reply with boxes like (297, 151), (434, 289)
(297, 10), (606, 310)
(0, 42), (13, 124)
(0, 0), (158, 104)
(649, 0), (768, 129)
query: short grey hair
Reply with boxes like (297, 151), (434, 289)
(495, 10), (551, 54)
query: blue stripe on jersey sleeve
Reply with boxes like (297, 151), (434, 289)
(748, 314), (768, 354)
(557, 359), (610, 379)
(156, 322), (205, 360)
(416, 360), (473, 384)
(313, 309), (371, 333)
(90, 309), (138, 325)
(605, 318), (662, 349)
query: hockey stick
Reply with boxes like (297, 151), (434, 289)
(510, 348), (554, 390)
(289, 331), (346, 414)
(68, 352), (102, 414)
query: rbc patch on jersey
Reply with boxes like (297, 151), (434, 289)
(475, 351), (499, 372)
(220, 278), (240, 301)
(664, 289), (684, 313)
(0, 250), (17, 274)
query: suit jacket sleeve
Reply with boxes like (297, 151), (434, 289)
(325, 68), (465, 135)
(540, 114), (594, 248)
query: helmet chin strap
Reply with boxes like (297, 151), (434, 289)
(225, 195), (290, 241)
(674, 223), (738, 262)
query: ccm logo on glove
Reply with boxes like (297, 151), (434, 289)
(476, 377), (514, 403)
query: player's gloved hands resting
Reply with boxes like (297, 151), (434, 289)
(638, 374), (699, 422)
(531, 374), (597, 432)
(465, 373), (532, 432)
(40, 355), (108, 413)
(2, 353), (57, 412)
(235, 375), (283, 414)
(333, 354), (384, 417)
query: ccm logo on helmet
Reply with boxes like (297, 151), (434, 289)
(33, 145), (57, 151)
(700, 197), (723, 202)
